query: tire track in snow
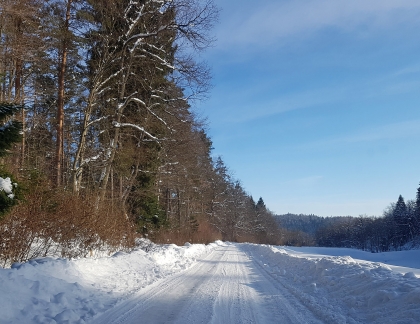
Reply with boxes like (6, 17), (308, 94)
(91, 244), (324, 323)
(240, 244), (359, 324)
(91, 247), (227, 324)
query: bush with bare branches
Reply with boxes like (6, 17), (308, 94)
(0, 175), (135, 267)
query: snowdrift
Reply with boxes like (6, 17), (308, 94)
(1, 241), (419, 323)
(244, 244), (420, 324)
(0, 240), (223, 324)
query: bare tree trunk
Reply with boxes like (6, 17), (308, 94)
(166, 188), (171, 220)
(56, 0), (72, 187)
(99, 126), (120, 201)
(120, 176), (123, 199)
(72, 91), (94, 193)
(177, 189), (181, 226)
(98, 54), (130, 202)
(111, 167), (114, 212)
(13, 15), (24, 169)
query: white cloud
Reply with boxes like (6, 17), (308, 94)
(209, 84), (349, 123)
(205, 64), (420, 125)
(216, 0), (420, 49)
(304, 119), (420, 150)
(342, 119), (420, 143)
(393, 64), (420, 77)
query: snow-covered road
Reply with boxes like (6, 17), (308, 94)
(92, 244), (323, 324)
(1, 241), (420, 323)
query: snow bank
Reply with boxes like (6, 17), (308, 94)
(2, 240), (418, 324)
(283, 246), (420, 275)
(243, 244), (420, 324)
(0, 240), (220, 324)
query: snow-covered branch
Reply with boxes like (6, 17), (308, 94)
(112, 121), (160, 142)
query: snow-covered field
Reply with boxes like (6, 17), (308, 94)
(1, 241), (419, 323)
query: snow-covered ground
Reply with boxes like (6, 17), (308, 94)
(283, 246), (420, 277)
(1, 241), (419, 323)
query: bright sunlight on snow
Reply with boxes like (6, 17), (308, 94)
(1, 241), (419, 323)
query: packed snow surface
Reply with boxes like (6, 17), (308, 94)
(1, 241), (420, 323)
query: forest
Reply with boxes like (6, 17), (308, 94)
(1, 0), (419, 269)
(0, 0), (284, 267)
(276, 186), (420, 252)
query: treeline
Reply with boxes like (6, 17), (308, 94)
(274, 214), (351, 236)
(276, 185), (420, 252)
(0, 0), (282, 266)
(274, 214), (353, 247)
(316, 191), (420, 252)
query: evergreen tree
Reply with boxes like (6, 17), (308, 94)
(0, 103), (23, 217)
(0, 103), (23, 157)
(0, 169), (24, 218)
(256, 197), (266, 211)
(414, 183), (420, 235)
(393, 195), (409, 247)
(394, 195), (407, 221)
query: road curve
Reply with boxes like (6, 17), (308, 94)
(91, 244), (324, 324)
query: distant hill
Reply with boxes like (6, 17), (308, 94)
(274, 213), (353, 236)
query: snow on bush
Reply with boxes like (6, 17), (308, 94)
(0, 173), (22, 219)
(0, 176), (15, 199)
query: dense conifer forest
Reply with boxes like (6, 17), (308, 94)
(276, 187), (420, 251)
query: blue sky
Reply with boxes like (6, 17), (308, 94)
(197, 0), (420, 217)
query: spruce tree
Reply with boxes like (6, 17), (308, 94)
(256, 197), (267, 212)
(0, 103), (23, 217)
(415, 183), (420, 235)
(0, 103), (23, 157)
(394, 195), (407, 220)
(393, 195), (409, 247)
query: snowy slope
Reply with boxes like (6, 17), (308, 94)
(282, 246), (420, 276)
(0, 240), (221, 323)
(246, 244), (420, 323)
(0, 242), (419, 323)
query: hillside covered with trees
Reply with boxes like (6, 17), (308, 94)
(315, 190), (420, 252)
(276, 185), (420, 252)
(0, 0), (283, 266)
(274, 214), (352, 236)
